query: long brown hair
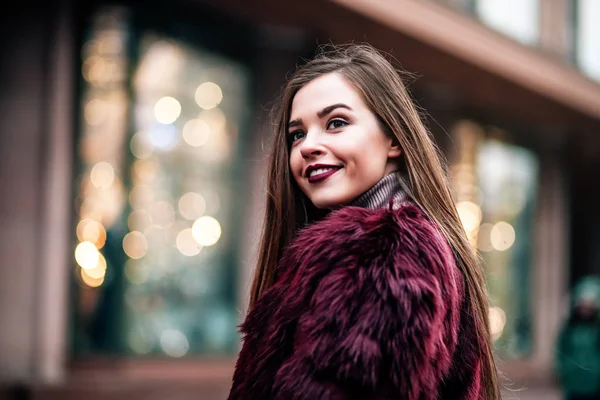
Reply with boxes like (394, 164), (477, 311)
(250, 43), (500, 399)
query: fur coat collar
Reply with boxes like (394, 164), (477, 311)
(228, 204), (484, 399)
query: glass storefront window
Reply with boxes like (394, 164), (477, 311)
(475, 0), (540, 45)
(124, 33), (249, 356)
(452, 121), (538, 359)
(575, 0), (600, 81)
(72, 6), (251, 357)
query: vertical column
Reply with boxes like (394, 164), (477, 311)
(34, 0), (74, 384)
(0, 3), (53, 383)
(531, 148), (569, 372)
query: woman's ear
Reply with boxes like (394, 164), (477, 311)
(388, 138), (402, 158)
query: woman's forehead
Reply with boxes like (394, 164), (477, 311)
(290, 74), (362, 120)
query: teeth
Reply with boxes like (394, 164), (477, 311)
(309, 167), (338, 178)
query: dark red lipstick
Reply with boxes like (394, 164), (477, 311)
(305, 164), (342, 184)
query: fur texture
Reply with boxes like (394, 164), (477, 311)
(228, 204), (483, 399)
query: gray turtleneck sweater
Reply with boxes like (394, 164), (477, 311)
(349, 171), (410, 210)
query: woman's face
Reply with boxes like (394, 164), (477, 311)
(288, 73), (401, 209)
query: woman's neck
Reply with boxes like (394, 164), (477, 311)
(349, 171), (409, 210)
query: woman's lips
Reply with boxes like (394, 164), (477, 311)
(307, 168), (341, 184)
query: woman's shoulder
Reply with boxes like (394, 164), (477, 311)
(296, 202), (449, 250)
(280, 202), (455, 277)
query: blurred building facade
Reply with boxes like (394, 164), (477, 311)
(1, 0), (599, 398)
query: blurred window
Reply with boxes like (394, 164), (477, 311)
(71, 6), (252, 357)
(451, 121), (538, 359)
(433, 0), (540, 46)
(475, 0), (540, 45)
(574, 0), (600, 81)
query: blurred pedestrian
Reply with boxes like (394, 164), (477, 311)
(555, 276), (600, 400)
(226, 43), (500, 400)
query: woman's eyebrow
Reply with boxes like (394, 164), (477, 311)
(317, 103), (352, 118)
(288, 118), (303, 129)
(288, 103), (352, 130)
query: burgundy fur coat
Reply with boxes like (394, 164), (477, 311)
(228, 203), (483, 399)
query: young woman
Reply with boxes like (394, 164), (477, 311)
(228, 43), (500, 400)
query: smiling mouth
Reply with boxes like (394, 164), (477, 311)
(307, 167), (341, 183)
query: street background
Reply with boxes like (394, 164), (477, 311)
(1, 0), (600, 398)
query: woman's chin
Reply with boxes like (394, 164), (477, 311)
(309, 195), (351, 210)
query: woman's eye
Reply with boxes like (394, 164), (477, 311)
(327, 119), (348, 130)
(290, 131), (306, 142)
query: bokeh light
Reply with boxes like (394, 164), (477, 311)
(130, 131), (154, 159)
(192, 216), (222, 247)
(128, 209), (152, 232)
(490, 221), (516, 251)
(82, 253), (107, 280)
(154, 96), (181, 124)
(76, 219), (107, 249)
(146, 123), (178, 151)
(84, 98), (109, 126)
(456, 201), (482, 232)
(160, 329), (190, 358)
(123, 231), (148, 259)
(79, 264), (105, 288)
(476, 223), (494, 252)
(182, 119), (211, 147)
(127, 329), (154, 355)
(178, 192), (206, 221)
(489, 306), (507, 341)
(176, 228), (202, 256)
(90, 161), (115, 190)
(75, 241), (100, 270)
(194, 82), (222, 109)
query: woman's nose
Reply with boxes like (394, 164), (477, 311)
(299, 130), (326, 159)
